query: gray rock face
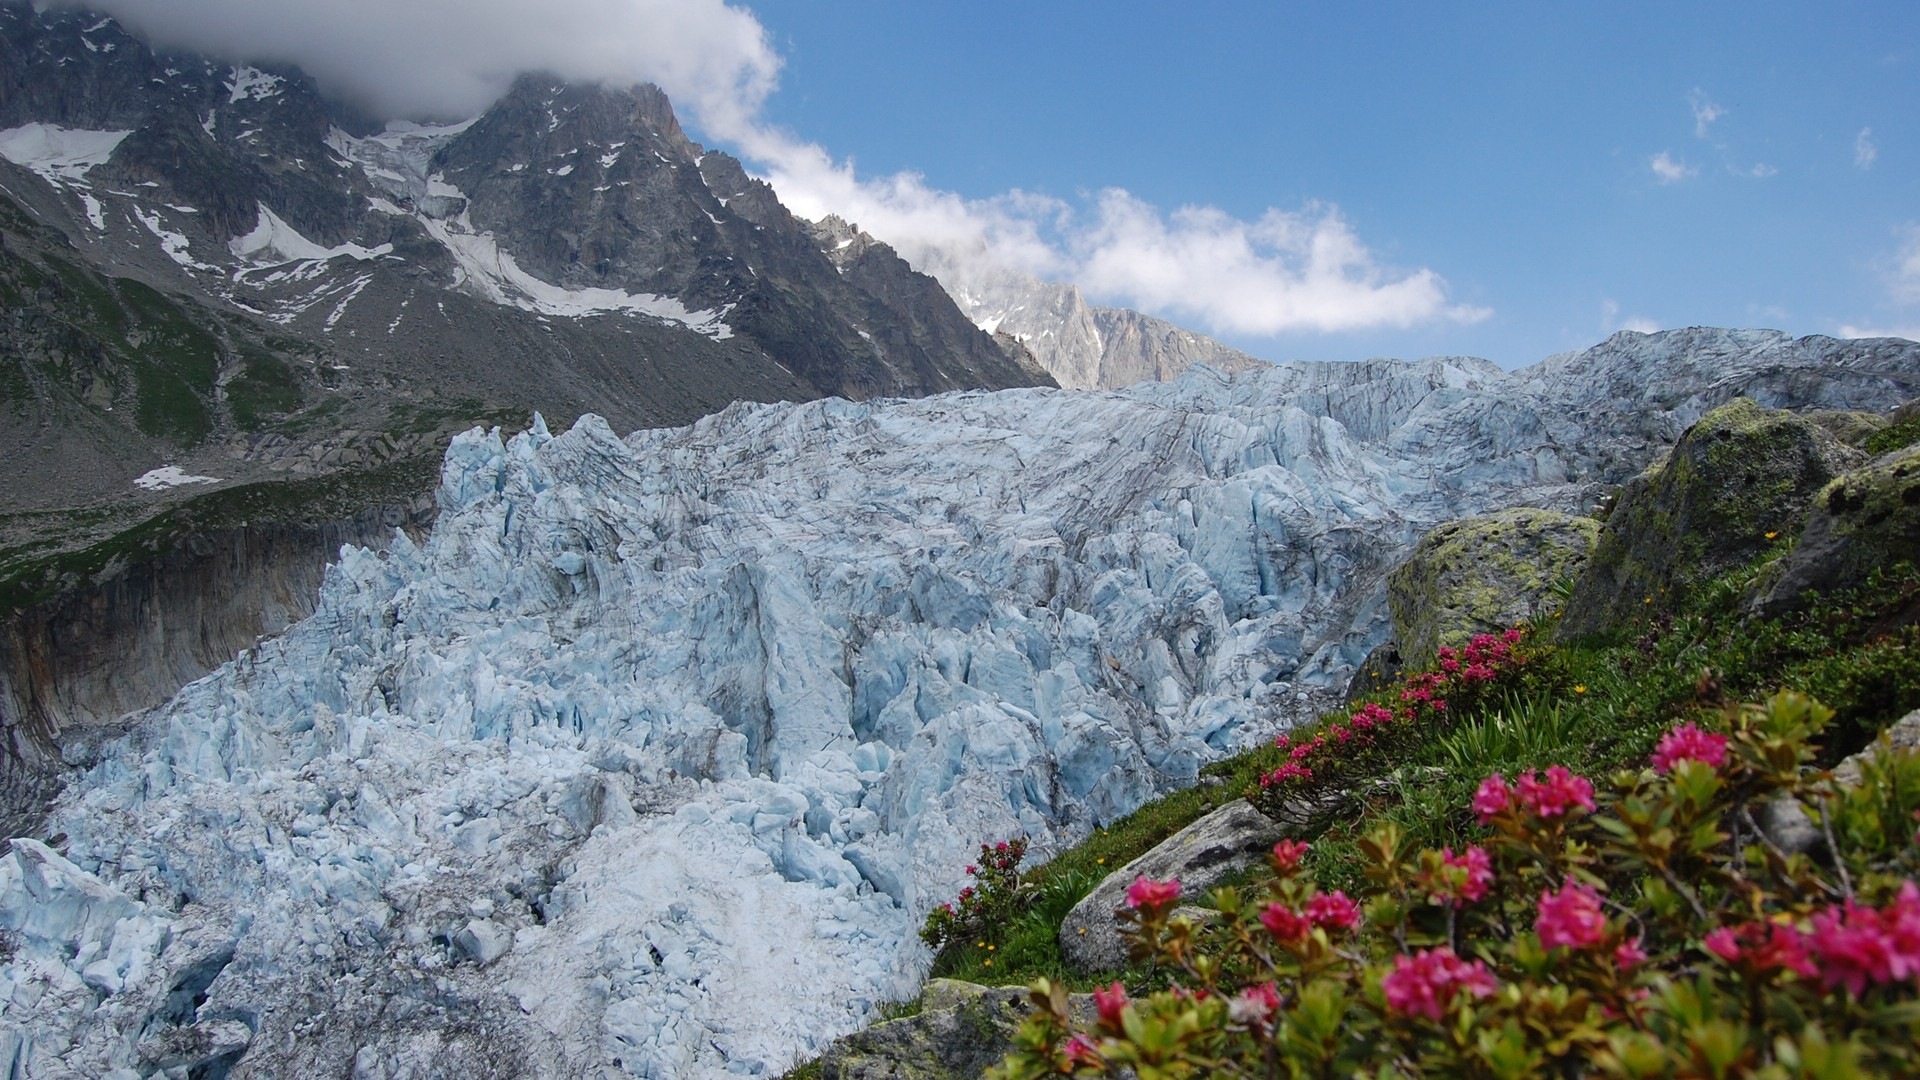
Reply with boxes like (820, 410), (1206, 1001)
(1059, 800), (1288, 973)
(893, 237), (1269, 390)
(1557, 399), (1865, 640)
(1384, 507), (1599, 664)
(1762, 444), (1920, 614)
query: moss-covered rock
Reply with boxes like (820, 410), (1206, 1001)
(1760, 444), (1920, 613)
(1557, 399), (1862, 640)
(1382, 507), (1599, 665)
(1804, 408), (1890, 449)
(818, 980), (1094, 1080)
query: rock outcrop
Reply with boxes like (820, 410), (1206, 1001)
(1557, 399), (1864, 640)
(817, 979), (1093, 1080)
(1385, 507), (1599, 663)
(1761, 444), (1920, 614)
(1059, 800), (1288, 973)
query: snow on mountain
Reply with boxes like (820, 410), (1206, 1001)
(0, 122), (128, 182)
(2, 333), (1917, 1078)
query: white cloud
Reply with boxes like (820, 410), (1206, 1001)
(1602, 299), (1659, 335)
(1856, 127), (1879, 170)
(1838, 324), (1920, 342)
(1740, 163), (1778, 179)
(1689, 89), (1724, 139)
(81, 0), (1483, 339)
(1650, 151), (1697, 184)
(82, 0), (781, 128)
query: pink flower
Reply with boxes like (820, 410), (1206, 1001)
(1805, 886), (1920, 995)
(1062, 1034), (1102, 1068)
(1503, 628), (1523, 645)
(1885, 881), (1920, 981)
(1425, 846), (1494, 907)
(1516, 766), (1596, 818)
(964, 864), (977, 876)
(1615, 936), (1648, 970)
(1229, 982), (1281, 1026)
(1306, 891), (1361, 931)
(1704, 926), (1743, 963)
(1536, 879), (1607, 950)
(1650, 723), (1730, 774)
(1473, 773), (1514, 824)
(1381, 947), (1498, 1021)
(1260, 903), (1310, 942)
(1093, 981), (1129, 1030)
(1463, 663), (1495, 682)
(1271, 839), (1309, 874)
(1705, 920), (1818, 979)
(1440, 657), (1461, 674)
(1125, 875), (1181, 911)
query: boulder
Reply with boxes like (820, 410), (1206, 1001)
(1059, 800), (1288, 973)
(1760, 444), (1920, 614)
(1761, 706), (1920, 855)
(818, 979), (1096, 1080)
(1382, 507), (1599, 665)
(1558, 399), (1863, 640)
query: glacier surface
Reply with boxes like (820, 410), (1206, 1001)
(3, 333), (1915, 1078)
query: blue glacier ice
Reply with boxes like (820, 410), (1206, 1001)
(2, 330), (1915, 1078)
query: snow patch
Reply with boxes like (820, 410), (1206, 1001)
(0, 124), (129, 183)
(134, 206), (216, 271)
(417, 180), (733, 337)
(226, 65), (284, 103)
(230, 203), (392, 266)
(133, 466), (220, 490)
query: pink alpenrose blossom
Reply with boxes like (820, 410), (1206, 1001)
(1271, 839), (1310, 874)
(1614, 935), (1648, 970)
(1124, 875), (1181, 911)
(1536, 879), (1607, 950)
(1062, 1034), (1102, 1068)
(1425, 846), (1494, 907)
(1516, 766), (1597, 818)
(1092, 981), (1129, 1030)
(1259, 903), (1311, 942)
(1305, 891), (1362, 932)
(1229, 982), (1281, 1026)
(1473, 773), (1514, 824)
(1381, 947), (1498, 1021)
(1650, 723), (1730, 774)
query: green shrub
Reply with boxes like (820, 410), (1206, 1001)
(991, 691), (1920, 1079)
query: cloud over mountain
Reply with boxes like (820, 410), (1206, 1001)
(77, 0), (1483, 342)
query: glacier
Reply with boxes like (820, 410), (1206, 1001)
(2, 332), (1916, 1078)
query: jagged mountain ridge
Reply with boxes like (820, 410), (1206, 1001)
(891, 228), (1270, 390)
(0, 1), (1050, 518)
(2, 329), (1915, 1079)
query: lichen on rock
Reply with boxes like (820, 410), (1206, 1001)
(1557, 398), (1863, 640)
(1381, 507), (1599, 666)
(1760, 443), (1920, 614)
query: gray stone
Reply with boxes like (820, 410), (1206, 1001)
(1558, 399), (1864, 640)
(1757, 708), (1920, 855)
(1059, 800), (1288, 973)
(1760, 444), (1920, 615)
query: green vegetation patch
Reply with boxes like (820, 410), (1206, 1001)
(0, 454), (441, 616)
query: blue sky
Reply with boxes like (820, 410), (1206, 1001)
(93, 0), (1920, 369)
(732, 1), (1920, 366)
